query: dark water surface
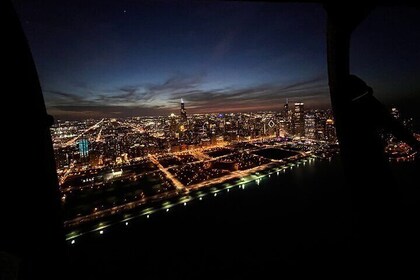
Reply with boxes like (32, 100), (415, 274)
(67, 157), (419, 278)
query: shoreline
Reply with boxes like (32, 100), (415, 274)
(65, 153), (315, 241)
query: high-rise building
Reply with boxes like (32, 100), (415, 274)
(293, 102), (305, 137)
(284, 98), (289, 116)
(304, 114), (316, 139)
(169, 113), (177, 138)
(78, 138), (89, 159)
(283, 98), (292, 133)
(325, 119), (336, 142)
(180, 98), (187, 123)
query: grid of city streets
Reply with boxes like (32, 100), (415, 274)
(51, 111), (338, 240)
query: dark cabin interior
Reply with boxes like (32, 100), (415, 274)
(1, 1), (419, 278)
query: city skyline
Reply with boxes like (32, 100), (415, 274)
(15, 1), (420, 119)
(52, 102), (341, 234)
(51, 102), (416, 236)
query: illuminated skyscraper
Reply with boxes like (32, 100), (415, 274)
(315, 114), (327, 140)
(325, 119), (336, 142)
(169, 113), (177, 138)
(283, 98), (292, 133)
(293, 102), (305, 137)
(78, 138), (89, 159)
(304, 114), (316, 139)
(180, 98), (187, 123)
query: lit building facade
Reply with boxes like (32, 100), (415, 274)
(293, 102), (305, 137)
(78, 138), (89, 159)
(325, 119), (336, 142)
(304, 114), (316, 139)
(180, 98), (187, 123)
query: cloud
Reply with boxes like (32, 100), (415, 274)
(48, 105), (170, 120)
(148, 73), (205, 92)
(280, 75), (326, 91)
(45, 74), (330, 119)
(96, 91), (138, 104)
(168, 75), (329, 112)
(46, 90), (87, 103)
(119, 86), (139, 95)
(107, 92), (136, 99)
(45, 90), (104, 110)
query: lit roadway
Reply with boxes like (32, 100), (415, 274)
(190, 150), (211, 161)
(187, 147), (308, 190)
(96, 125), (103, 142)
(64, 118), (104, 146)
(64, 188), (179, 228)
(59, 162), (74, 186)
(148, 154), (186, 191)
(62, 137), (312, 232)
(64, 153), (312, 235)
(188, 162), (276, 191)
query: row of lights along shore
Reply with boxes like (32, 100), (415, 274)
(68, 157), (316, 245)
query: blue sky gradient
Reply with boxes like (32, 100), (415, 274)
(15, 0), (420, 119)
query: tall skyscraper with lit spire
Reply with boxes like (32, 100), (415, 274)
(180, 98), (187, 123)
(283, 98), (292, 133)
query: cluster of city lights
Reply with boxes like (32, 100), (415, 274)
(67, 156), (317, 244)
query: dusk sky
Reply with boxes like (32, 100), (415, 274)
(14, 0), (420, 119)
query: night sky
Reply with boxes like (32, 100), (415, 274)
(14, 0), (420, 119)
